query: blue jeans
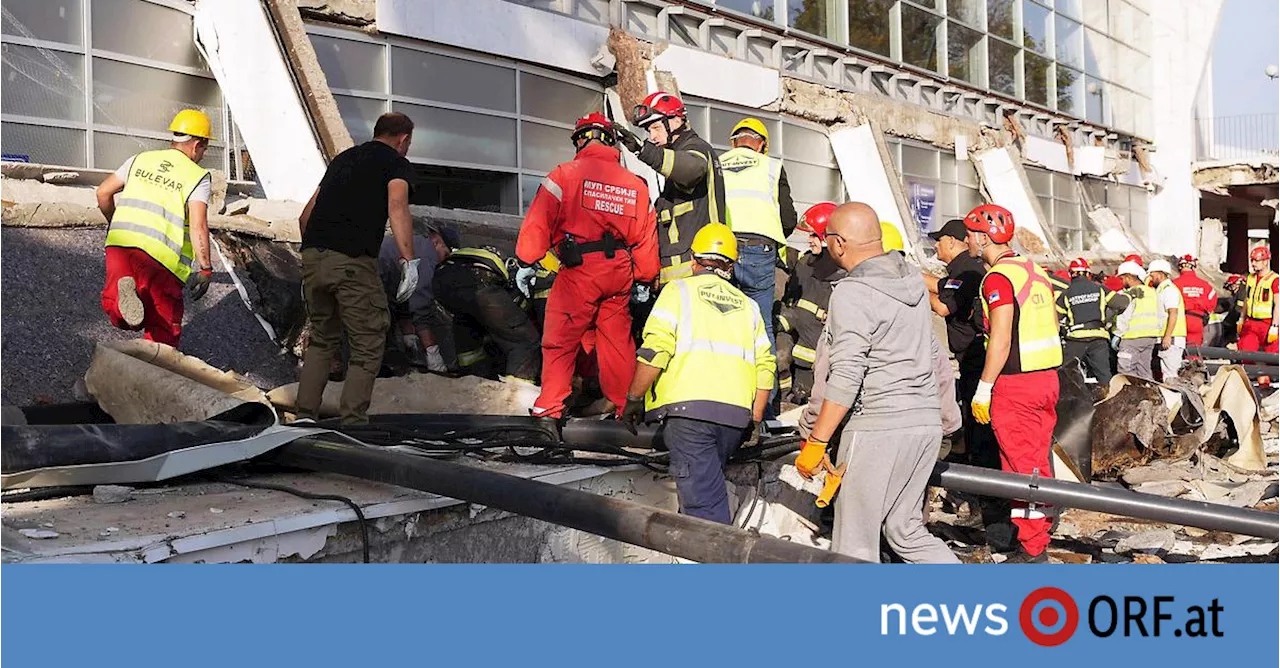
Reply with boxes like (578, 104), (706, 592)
(732, 239), (777, 350)
(663, 417), (744, 524)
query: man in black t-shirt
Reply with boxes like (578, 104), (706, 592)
(295, 112), (419, 425)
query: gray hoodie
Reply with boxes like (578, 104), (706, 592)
(801, 252), (942, 434)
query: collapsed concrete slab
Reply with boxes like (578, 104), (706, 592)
(266, 372), (541, 417)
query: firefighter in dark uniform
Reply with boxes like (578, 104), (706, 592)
(776, 202), (844, 403)
(434, 244), (541, 382)
(615, 91), (727, 288)
(1056, 257), (1127, 385)
(515, 251), (561, 332)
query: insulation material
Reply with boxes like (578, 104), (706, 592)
(1198, 366), (1268, 471)
(607, 28), (653, 114)
(267, 373), (541, 417)
(971, 146), (1059, 259)
(829, 123), (919, 260)
(650, 44), (781, 109)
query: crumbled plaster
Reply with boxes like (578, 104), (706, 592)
(607, 27), (661, 113)
(296, 0), (375, 28)
(1193, 161), (1280, 194)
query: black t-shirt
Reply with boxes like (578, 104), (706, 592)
(938, 252), (986, 359)
(302, 141), (416, 258)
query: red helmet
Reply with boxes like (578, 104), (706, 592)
(1178, 254), (1197, 267)
(1225, 274), (1245, 288)
(571, 112), (616, 146)
(1123, 254), (1143, 264)
(1250, 246), (1272, 262)
(632, 91), (686, 127)
(963, 204), (1015, 244)
(799, 202), (837, 240)
(1069, 257), (1090, 273)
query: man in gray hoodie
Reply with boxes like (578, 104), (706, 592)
(795, 202), (959, 564)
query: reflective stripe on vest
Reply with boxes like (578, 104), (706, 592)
(796, 298), (827, 322)
(659, 255), (694, 286)
(719, 147), (784, 243)
(981, 256), (1063, 373)
(1245, 271), (1276, 320)
(445, 248), (510, 282)
(1156, 280), (1187, 337)
(792, 344), (817, 364)
(1122, 286), (1162, 339)
(105, 148), (207, 282)
(1064, 281), (1107, 340)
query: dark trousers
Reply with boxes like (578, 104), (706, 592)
(664, 417), (743, 524)
(1063, 337), (1113, 385)
(434, 264), (540, 382)
(957, 356), (1015, 550)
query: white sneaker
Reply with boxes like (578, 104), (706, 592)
(116, 276), (144, 327)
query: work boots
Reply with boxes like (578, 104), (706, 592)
(116, 276), (145, 327)
(1001, 547), (1049, 564)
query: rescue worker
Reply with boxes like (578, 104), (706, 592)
(1173, 255), (1217, 349)
(1057, 257), (1123, 385)
(716, 118), (797, 348)
(1148, 259), (1187, 380)
(621, 224), (774, 524)
(1112, 261), (1161, 381)
(515, 251), (561, 331)
(377, 229), (449, 373)
(615, 92), (727, 286)
(294, 112), (420, 424)
(795, 203), (958, 564)
(1237, 246), (1278, 353)
(776, 202), (844, 403)
(518, 112), (659, 419)
(434, 244), (541, 382)
(1217, 274), (1247, 347)
(1103, 253), (1144, 293)
(965, 204), (1061, 563)
(95, 109), (217, 347)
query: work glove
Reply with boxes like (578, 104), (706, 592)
(394, 258), (420, 303)
(621, 395), (647, 435)
(631, 283), (651, 304)
(423, 344), (447, 373)
(187, 268), (213, 301)
(741, 420), (761, 448)
(515, 265), (537, 299)
(1110, 335), (1121, 351)
(971, 380), (994, 425)
(1269, 325), (1278, 345)
(615, 125), (643, 154)
(794, 437), (828, 480)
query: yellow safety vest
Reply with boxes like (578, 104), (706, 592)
(639, 272), (775, 426)
(1155, 280), (1187, 338)
(718, 147), (784, 244)
(444, 247), (510, 282)
(105, 148), (208, 282)
(1243, 271), (1276, 320)
(1121, 285), (1162, 340)
(981, 255), (1062, 374)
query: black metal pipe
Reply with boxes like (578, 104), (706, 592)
(270, 438), (860, 563)
(1187, 346), (1280, 365)
(932, 461), (1278, 540)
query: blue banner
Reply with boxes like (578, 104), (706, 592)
(909, 180), (937, 234)
(3, 565), (1275, 665)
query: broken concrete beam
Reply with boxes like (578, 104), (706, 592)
(296, 0), (375, 27)
(264, 0), (354, 158)
(1, 201), (107, 228)
(0, 176), (99, 208)
(267, 373), (541, 417)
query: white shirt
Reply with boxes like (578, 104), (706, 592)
(1155, 279), (1186, 346)
(115, 154), (212, 205)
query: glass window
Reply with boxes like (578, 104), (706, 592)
(901, 144), (939, 178)
(92, 58), (222, 137)
(1085, 76), (1106, 124)
(1108, 0), (1132, 43)
(92, 0), (205, 70)
(947, 0), (984, 28)
(1053, 172), (1076, 198)
(1057, 225), (1082, 252)
(847, 0), (893, 56)
(1024, 52), (1051, 106)
(784, 161), (844, 203)
(392, 48), (515, 112)
(781, 122), (835, 166)
(911, 0), (938, 8)
(710, 108), (779, 149)
(789, 0), (832, 37)
(0, 122), (84, 166)
(947, 21), (984, 85)
(1, 0), (82, 46)
(520, 73), (599, 122)
(1081, 178), (1106, 207)
(1056, 66), (1083, 115)
(901, 4), (942, 73)
(957, 156), (979, 187)
(332, 94), (386, 143)
(1021, 0), (1052, 55)
(684, 104), (709, 138)
(520, 121), (574, 173)
(393, 102), (517, 167)
(1057, 0), (1083, 20)
(413, 164), (519, 214)
(989, 38), (1018, 95)
(520, 173), (544, 213)
(957, 185), (983, 215)
(1, 44), (84, 121)
(1026, 166), (1052, 194)
(95, 131), (220, 171)
(1107, 183), (1129, 211)
(1083, 0), (1108, 31)
(1083, 29), (1110, 78)
(719, 0), (777, 22)
(987, 0), (1015, 40)
(312, 34), (385, 94)
(1055, 15), (1083, 69)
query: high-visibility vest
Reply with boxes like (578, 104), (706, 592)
(718, 146), (784, 244)
(105, 149), (208, 282)
(640, 272), (774, 426)
(1243, 271), (1276, 320)
(1062, 277), (1108, 340)
(1121, 285), (1162, 340)
(1155, 280), (1187, 337)
(442, 247), (510, 282)
(981, 255), (1063, 374)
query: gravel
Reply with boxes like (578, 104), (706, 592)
(1, 226), (297, 407)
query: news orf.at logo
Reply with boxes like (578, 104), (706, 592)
(1020, 587), (1079, 646)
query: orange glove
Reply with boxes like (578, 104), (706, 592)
(1269, 325), (1278, 345)
(815, 462), (846, 508)
(795, 437), (828, 479)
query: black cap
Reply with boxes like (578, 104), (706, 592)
(928, 219), (967, 242)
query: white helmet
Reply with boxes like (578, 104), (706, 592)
(1147, 259), (1173, 276)
(1118, 261), (1146, 281)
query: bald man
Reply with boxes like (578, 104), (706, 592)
(797, 203), (958, 563)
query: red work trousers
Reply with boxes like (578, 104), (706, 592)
(102, 245), (185, 347)
(990, 369), (1059, 556)
(532, 255), (635, 418)
(1238, 317), (1279, 353)
(1184, 313), (1205, 347)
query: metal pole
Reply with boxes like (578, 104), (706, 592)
(1186, 346), (1280, 365)
(270, 439), (860, 564)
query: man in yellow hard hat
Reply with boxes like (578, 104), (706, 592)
(621, 223), (776, 524)
(95, 109), (216, 347)
(717, 118), (797, 359)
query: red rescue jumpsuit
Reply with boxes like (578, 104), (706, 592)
(1173, 270), (1216, 347)
(1238, 272), (1279, 353)
(517, 143), (659, 418)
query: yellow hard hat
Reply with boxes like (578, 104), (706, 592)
(730, 118), (769, 153)
(880, 222), (904, 253)
(169, 109), (212, 140)
(691, 223), (739, 263)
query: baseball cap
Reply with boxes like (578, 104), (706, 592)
(928, 219), (968, 242)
